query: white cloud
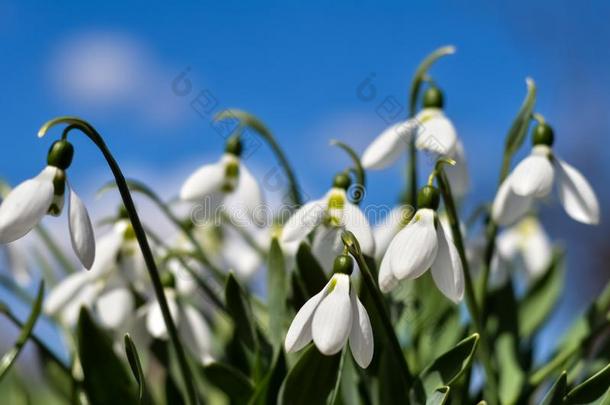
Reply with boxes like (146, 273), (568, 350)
(48, 31), (185, 127)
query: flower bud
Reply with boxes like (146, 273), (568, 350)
(332, 172), (352, 190)
(532, 123), (554, 147)
(333, 254), (354, 275)
(417, 185), (440, 210)
(225, 135), (243, 157)
(422, 86), (444, 109)
(47, 140), (74, 170)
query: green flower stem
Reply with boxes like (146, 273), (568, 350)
(342, 232), (414, 392)
(436, 169), (499, 404)
(39, 117), (200, 405)
(405, 45), (456, 207)
(99, 178), (226, 281)
(214, 109), (303, 208)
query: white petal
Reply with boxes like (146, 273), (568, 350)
(378, 253), (399, 293)
(342, 200), (375, 257)
(179, 160), (226, 201)
(555, 158), (600, 225)
(312, 226), (344, 272)
(95, 288), (134, 329)
(389, 209), (438, 280)
(224, 162), (264, 224)
(285, 286), (329, 352)
(60, 284), (99, 326)
(68, 185), (96, 269)
(373, 207), (407, 261)
(430, 222), (464, 303)
(495, 227), (520, 261)
(146, 293), (180, 339)
(445, 140), (469, 197)
(348, 290), (374, 368)
(510, 148), (554, 197)
(519, 217), (552, 278)
(223, 227), (262, 278)
(415, 109), (457, 155)
(312, 274), (353, 355)
(0, 167), (55, 243)
(179, 305), (212, 364)
(362, 121), (415, 169)
(281, 199), (326, 243)
(44, 271), (91, 316)
(89, 224), (124, 276)
(491, 177), (534, 226)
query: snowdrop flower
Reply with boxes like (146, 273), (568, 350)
(362, 87), (459, 169)
(495, 216), (552, 281)
(378, 185), (464, 303)
(284, 254), (373, 368)
(492, 123), (600, 226)
(180, 136), (263, 224)
(373, 206), (414, 261)
(281, 173), (375, 271)
(0, 140), (95, 268)
(145, 271), (213, 364)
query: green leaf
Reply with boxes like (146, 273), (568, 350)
(564, 362), (610, 404)
(295, 243), (327, 298)
(330, 140), (366, 204)
(202, 361), (254, 403)
(426, 386), (450, 405)
(124, 334), (148, 403)
(225, 273), (259, 351)
(504, 77), (536, 158)
(267, 238), (287, 346)
(0, 281), (44, 381)
(378, 346), (411, 405)
(539, 371), (567, 405)
(77, 308), (138, 405)
(248, 350), (287, 405)
(408, 45), (456, 116)
(416, 333), (479, 397)
(519, 250), (564, 337)
(278, 345), (341, 405)
(496, 334), (524, 404)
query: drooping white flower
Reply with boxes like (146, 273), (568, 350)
(373, 206), (414, 261)
(378, 186), (464, 303)
(180, 137), (263, 224)
(492, 124), (599, 226)
(281, 174), (375, 271)
(144, 274), (213, 364)
(495, 216), (552, 281)
(0, 140), (95, 269)
(284, 267), (373, 368)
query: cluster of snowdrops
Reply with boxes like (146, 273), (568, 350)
(0, 46), (608, 404)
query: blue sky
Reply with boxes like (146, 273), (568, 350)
(1, 0), (610, 354)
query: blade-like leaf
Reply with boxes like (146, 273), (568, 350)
(77, 308), (138, 405)
(225, 272), (259, 351)
(416, 333), (480, 397)
(248, 350), (287, 405)
(539, 371), (567, 405)
(124, 334), (148, 403)
(0, 281), (44, 381)
(496, 334), (524, 404)
(267, 238), (287, 347)
(426, 386), (450, 405)
(564, 362), (610, 404)
(202, 361), (254, 403)
(519, 250), (564, 337)
(278, 345), (341, 405)
(295, 243), (327, 298)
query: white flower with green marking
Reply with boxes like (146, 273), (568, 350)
(284, 255), (373, 368)
(492, 123), (600, 226)
(0, 140), (95, 269)
(378, 186), (464, 303)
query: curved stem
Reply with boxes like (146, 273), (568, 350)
(214, 109), (303, 208)
(436, 169), (499, 404)
(39, 117), (200, 405)
(341, 232), (414, 393)
(330, 139), (366, 204)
